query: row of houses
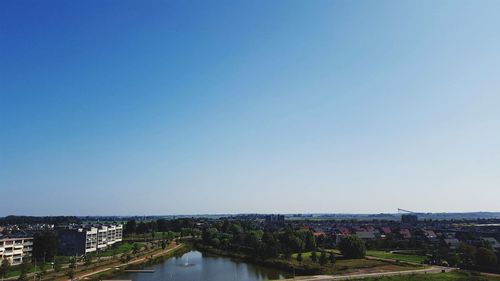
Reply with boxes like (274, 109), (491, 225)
(312, 225), (421, 240)
(308, 223), (500, 252)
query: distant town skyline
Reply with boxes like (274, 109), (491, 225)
(1, 1), (499, 215)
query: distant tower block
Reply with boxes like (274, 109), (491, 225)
(401, 214), (418, 224)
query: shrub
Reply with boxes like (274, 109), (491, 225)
(338, 236), (366, 259)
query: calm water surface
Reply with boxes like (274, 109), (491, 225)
(113, 251), (289, 281)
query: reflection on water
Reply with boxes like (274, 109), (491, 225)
(113, 251), (289, 281)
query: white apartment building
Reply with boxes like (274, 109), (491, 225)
(89, 224), (123, 252)
(58, 224), (123, 255)
(0, 236), (33, 265)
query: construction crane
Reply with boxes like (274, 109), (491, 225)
(398, 208), (416, 214)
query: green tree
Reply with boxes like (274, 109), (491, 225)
(310, 251), (318, 262)
(210, 238), (221, 248)
(329, 252), (336, 264)
(296, 252), (303, 262)
(338, 236), (366, 259)
(282, 248), (292, 260)
(84, 254), (93, 267)
(202, 228), (219, 244)
(475, 247), (498, 268)
(192, 228), (202, 238)
(33, 231), (58, 262)
(436, 246), (449, 261)
(133, 243), (141, 254)
(304, 232), (317, 251)
(53, 257), (63, 272)
(0, 259), (10, 279)
(124, 220), (137, 234)
(458, 242), (476, 268)
(157, 219), (168, 232)
(447, 254), (461, 267)
(245, 231), (262, 250)
(39, 263), (47, 278)
(17, 262), (30, 281)
(66, 268), (75, 280)
(319, 251), (328, 265)
(17, 271), (28, 281)
(69, 257), (76, 269)
(280, 230), (302, 253)
(112, 248), (118, 259)
(262, 232), (279, 259)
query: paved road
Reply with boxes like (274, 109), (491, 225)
(282, 266), (456, 281)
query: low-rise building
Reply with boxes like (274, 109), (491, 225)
(401, 214), (418, 225)
(313, 231), (326, 238)
(399, 229), (412, 239)
(381, 227), (392, 235)
(339, 227), (350, 236)
(57, 224), (123, 256)
(0, 236), (33, 265)
(423, 230), (437, 239)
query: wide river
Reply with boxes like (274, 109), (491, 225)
(112, 250), (290, 281)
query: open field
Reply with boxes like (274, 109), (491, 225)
(278, 266), (456, 281)
(3, 263), (52, 278)
(329, 259), (420, 275)
(286, 252), (422, 276)
(292, 250), (338, 260)
(345, 270), (500, 281)
(366, 250), (426, 264)
(96, 242), (145, 257)
(289, 250), (423, 275)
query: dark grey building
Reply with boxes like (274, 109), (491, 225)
(57, 229), (87, 256)
(401, 214), (418, 224)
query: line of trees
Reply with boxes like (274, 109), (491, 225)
(32, 231), (58, 262)
(198, 220), (319, 260)
(124, 218), (200, 237)
(0, 216), (81, 226)
(433, 242), (500, 272)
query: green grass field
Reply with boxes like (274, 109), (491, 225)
(3, 262), (53, 278)
(333, 258), (402, 270)
(292, 250), (425, 264)
(291, 250), (337, 259)
(96, 242), (145, 257)
(348, 271), (500, 281)
(366, 250), (426, 264)
(290, 251), (418, 275)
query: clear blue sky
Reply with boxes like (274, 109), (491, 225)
(1, 0), (499, 216)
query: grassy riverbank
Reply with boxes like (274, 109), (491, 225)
(75, 243), (191, 281)
(196, 244), (421, 276)
(366, 250), (427, 264)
